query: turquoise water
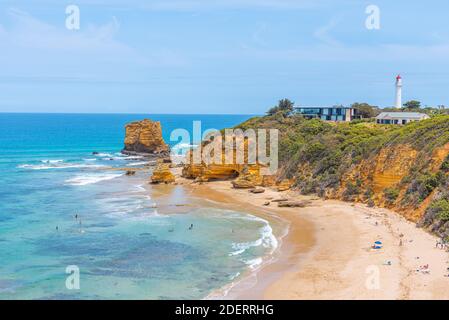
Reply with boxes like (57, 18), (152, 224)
(0, 113), (277, 300)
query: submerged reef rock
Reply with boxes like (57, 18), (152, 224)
(122, 119), (169, 155)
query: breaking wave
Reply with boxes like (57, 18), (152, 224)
(65, 173), (123, 186)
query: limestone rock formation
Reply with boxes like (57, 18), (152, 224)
(181, 134), (276, 186)
(231, 166), (264, 188)
(277, 179), (294, 192)
(278, 200), (312, 208)
(151, 161), (175, 184)
(250, 187), (265, 194)
(123, 119), (169, 155)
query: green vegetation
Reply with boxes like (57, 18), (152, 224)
(384, 188), (400, 203)
(429, 200), (449, 222)
(343, 180), (362, 200)
(266, 99), (295, 117)
(351, 102), (380, 119)
(441, 155), (449, 172)
(403, 100), (421, 110)
(405, 172), (443, 203)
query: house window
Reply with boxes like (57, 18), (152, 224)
(322, 109), (329, 115)
(402, 119), (407, 124)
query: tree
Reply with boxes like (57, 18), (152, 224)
(351, 102), (380, 118)
(403, 100), (421, 110)
(267, 98), (295, 116)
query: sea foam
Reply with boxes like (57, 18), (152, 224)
(18, 163), (106, 170)
(65, 173), (123, 186)
(229, 214), (278, 257)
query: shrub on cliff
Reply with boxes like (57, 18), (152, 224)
(266, 99), (295, 117)
(384, 187), (400, 204)
(428, 200), (449, 222)
(406, 172), (444, 203)
(441, 156), (449, 172)
(343, 180), (362, 201)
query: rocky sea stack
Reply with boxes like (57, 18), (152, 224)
(122, 119), (169, 156)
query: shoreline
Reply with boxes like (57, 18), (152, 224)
(181, 180), (314, 300)
(179, 179), (449, 300)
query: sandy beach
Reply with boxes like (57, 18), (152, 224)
(178, 178), (449, 300)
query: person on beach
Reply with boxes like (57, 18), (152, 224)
(56, 226), (59, 231)
(189, 224), (193, 230)
(75, 214), (78, 220)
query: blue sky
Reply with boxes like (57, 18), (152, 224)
(1, 0), (449, 114)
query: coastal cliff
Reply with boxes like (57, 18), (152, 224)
(238, 114), (449, 237)
(184, 113), (449, 237)
(122, 119), (169, 155)
(181, 135), (278, 188)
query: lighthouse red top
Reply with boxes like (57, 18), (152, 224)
(396, 74), (402, 80)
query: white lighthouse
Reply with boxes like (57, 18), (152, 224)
(395, 74), (402, 109)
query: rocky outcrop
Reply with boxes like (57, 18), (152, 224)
(151, 160), (175, 184)
(278, 200), (312, 208)
(250, 187), (265, 194)
(277, 179), (294, 192)
(231, 166), (264, 188)
(182, 134), (276, 186)
(122, 119), (169, 155)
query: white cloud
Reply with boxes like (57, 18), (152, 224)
(0, 8), (189, 84)
(1, 7), (131, 55)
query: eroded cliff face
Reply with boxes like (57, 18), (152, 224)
(182, 155), (267, 187)
(123, 119), (169, 155)
(331, 143), (449, 223)
(181, 135), (279, 188)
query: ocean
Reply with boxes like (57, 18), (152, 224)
(0, 113), (279, 300)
